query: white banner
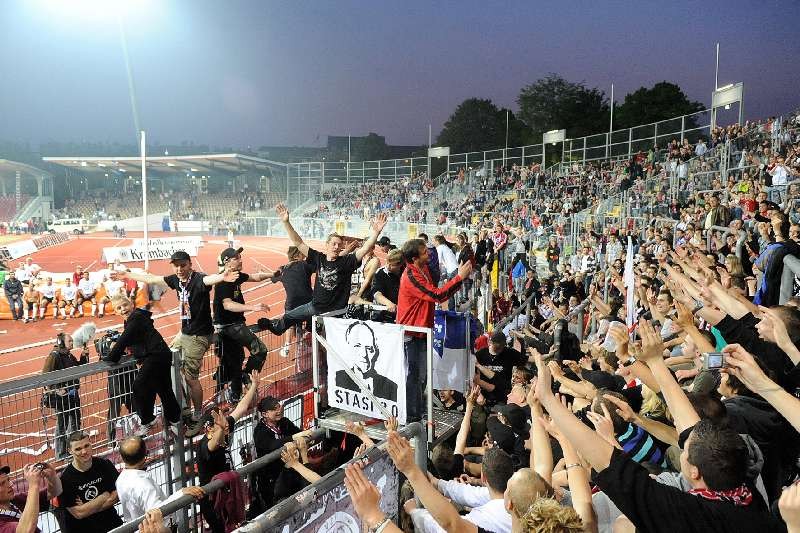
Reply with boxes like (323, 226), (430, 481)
(131, 236), (204, 249)
(4, 239), (37, 260)
(323, 318), (406, 424)
(103, 244), (198, 263)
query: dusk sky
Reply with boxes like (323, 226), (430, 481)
(1, 0), (798, 149)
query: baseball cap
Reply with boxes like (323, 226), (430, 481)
(218, 247), (244, 267)
(486, 416), (517, 454)
(377, 236), (391, 247)
(169, 251), (191, 263)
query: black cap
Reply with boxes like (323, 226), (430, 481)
(169, 250), (191, 263)
(491, 403), (531, 435)
(0, 466), (9, 475)
(486, 416), (517, 454)
(258, 396), (280, 412)
(582, 370), (623, 392)
(218, 247), (244, 267)
(377, 236), (391, 247)
(490, 331), (506, 345)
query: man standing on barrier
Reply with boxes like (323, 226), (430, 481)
(269, 246), (314, 358)
(261, 203), (388, 335)
(113, 251), (239, 435)
(55, 431), (122, 533)
(397, 238), (471, 422)
(213, 247), (274, 403)
(103, 295), (182, 437)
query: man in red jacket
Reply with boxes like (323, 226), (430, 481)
(397, 238), (471, 422)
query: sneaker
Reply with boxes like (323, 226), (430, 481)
(185, 417), (204, 437)
(134, 420), (157, 437)
(280, 342), (290, 358)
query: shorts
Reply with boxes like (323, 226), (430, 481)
(41, 296), (54, 304)
(171, 332), (211, 379)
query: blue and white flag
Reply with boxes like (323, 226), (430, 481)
(433, 311), (479, 393)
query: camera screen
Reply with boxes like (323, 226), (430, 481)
(706, 353), (724, 369)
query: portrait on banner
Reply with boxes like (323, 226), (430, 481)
(323, 318), (406, 424)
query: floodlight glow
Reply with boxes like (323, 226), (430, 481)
(36, 0), (152, 22)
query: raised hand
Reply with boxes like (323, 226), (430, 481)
(275, 203), (290, 222)
(372, 212), (388, 234)
(586, 402), (618, 445)
(386, 432), (415, 475)
(384, 416), (399, 433)
(344, 463), (386, 528)
(721, 343), (776, 394)
(636, 320), (666, 365)
(603, 394), (637, 423)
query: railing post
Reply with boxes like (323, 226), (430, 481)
(583, 137), (587, 164)
(627, 128), (633, 158)
(654, 122), (658, 148)
(169, 348), (189, 532)
(680, 115), (686, 143)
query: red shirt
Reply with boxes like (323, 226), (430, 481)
(397, 262), (462, 335)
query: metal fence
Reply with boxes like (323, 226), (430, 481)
(0, 313), (312, 533)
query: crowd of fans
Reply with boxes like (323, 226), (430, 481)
(6, 113), (800, 533)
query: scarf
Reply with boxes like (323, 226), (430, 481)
(688, 485), (752, 506)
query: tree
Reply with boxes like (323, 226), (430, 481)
(352, 132), (389, 161)
(517, 74), (609, 140)
(437, 98), (530, 154)
(614, 82), (704, 130)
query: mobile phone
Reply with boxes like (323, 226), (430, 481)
(702, 352), (726, 371)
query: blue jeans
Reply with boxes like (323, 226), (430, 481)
(270, 301), (318, 334)
(404, 336), (427, 422)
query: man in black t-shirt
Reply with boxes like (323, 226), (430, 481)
(252, 395), (313, 510)
(213, 247), (274, 403)
(474, 331), (527, 406)
(195, 370), (262, 533)
(114, 251), (237, 434)
(270, 246), (314, 357)
(56, 431), (122, 533)
(369, 249), (404, 323)
(263, 203), (388, 335)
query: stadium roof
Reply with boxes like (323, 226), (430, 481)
(42, 153), (287, 176)
(0, 159), (53, 179)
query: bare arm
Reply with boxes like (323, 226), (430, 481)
(116, 270), (168, 288)
(276, 203), (310, 256)
(222, 298), (268, 314)
(229, 370), (262, 421)
(637, 321), (701, 434)
(388, 434), (478, 533)
(355, 213), (388, 262)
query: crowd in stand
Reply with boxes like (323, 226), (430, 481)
(6, 113), (800, 533)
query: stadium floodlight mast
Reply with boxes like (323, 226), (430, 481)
(40, 0), (153, 267)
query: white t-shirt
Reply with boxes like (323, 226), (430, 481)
(104, 279), (124, 298)
(38, 284), (56, 299)
(61, 285), (78, 301)
(771, 165), (789, 186)
(78, 279), (96, 297)
(15, 268), (30, 282)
